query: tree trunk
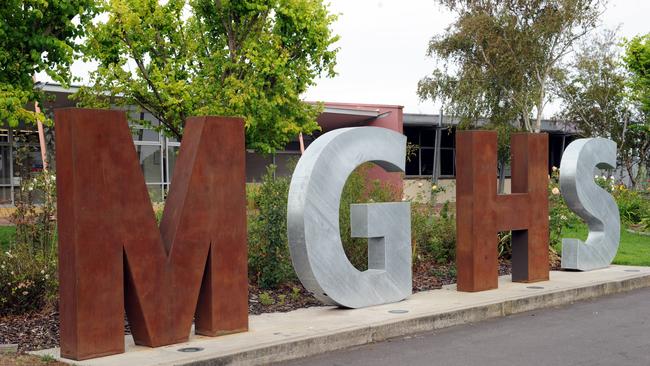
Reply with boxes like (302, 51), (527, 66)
(497, 159), (506, 194)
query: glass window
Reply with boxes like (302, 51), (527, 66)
(0, 145), (11, 185)
(135, 145), (162, 184)
(420, 129), (436, 147)
(404, 127), (419, 145)
(440, 148), (455, 176)
(405, 150), (419, 176)
(132, 128), (161, 142)
(0, 187), (11, 204)
(167, 145), (180, 183)
(0, 129), (9, 143)
(440, 128), (455, 148)
(420, 148), (435, 175)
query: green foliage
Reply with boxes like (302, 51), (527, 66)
(0, 226), (15, 251)
(247, 165), (295, 289)
(290, 286), (301, 301)
(558, 30), (649, 189)
(419, 0), (603, 133)
(277, 294), (286, 305)
(338, 164), (400, 270)
(640, 215), (650, 231)
(621, 33), (650, 187)
(0, 0), (97, 126)
(0, 137), (58, 315)
(615, 189), (650, 225)
(40, 355), (57, 363)
(557, 31), (631, 141)
(259, 291), (275, 306)
(11, 138), (57, 261)
(427, 214), (456, 263)
(411, 202), (456, 264)
(548, 167), (579, 248)
(76, 0), (339, 153)
(0, 244), (57, 316)
(624, 33), (650, 117)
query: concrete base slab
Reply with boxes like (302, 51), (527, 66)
(33, 265), (650, 366)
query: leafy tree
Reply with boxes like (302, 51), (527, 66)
(555, 31), (638, 184)
(621, 34), (650, 187)
(76, 0), (339, 153)
(418, 0), (603, 133)
(0, 0), (97, 126)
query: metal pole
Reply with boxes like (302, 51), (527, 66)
(432, 108), (443, 184)
(299, 132), (305, 154)
(32, 76), (48, 171)
(8, 128), (14, 205)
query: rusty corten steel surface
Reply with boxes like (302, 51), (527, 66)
(456, 131), (549, 292)
(56, 108), (248, 360)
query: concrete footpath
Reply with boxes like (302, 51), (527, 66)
(34, 265), (650, 366)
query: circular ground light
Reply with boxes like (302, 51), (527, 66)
(178, 347), (204, 353)
(526, 286), (545, 289)
(388, 309), (409, 314)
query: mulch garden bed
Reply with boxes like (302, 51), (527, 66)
(1, 260), (513, 354)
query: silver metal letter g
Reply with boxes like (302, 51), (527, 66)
(287, 127), (412, 308)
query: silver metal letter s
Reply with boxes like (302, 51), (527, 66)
(560, 138), (620, 271)
(287, 127), (411, 308)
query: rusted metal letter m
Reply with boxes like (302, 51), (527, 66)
(56, 109), (248, 360)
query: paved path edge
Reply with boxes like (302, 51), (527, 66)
(185, 272), (650, 366)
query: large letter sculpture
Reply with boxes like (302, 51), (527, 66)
(287, 127), (411, 308)
(57, 109), (248, 360)
(456, 131), (549, 292)
(560, 138), (620, 270)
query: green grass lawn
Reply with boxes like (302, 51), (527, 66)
(562, 224), (650, 266)
(0, 225), (15, 251)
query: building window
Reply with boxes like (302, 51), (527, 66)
(404, 126), (456, 178)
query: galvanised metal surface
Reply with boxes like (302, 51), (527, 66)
(456, 131), (549, 292)
(560, 138), (620, 271)
(56, 109), (248, 360)
(287, 127), (411, 308)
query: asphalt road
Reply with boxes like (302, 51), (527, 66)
(280, 288), (650, 366)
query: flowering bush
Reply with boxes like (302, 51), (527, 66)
(11, 171), (57, 255)
(548, 167), (579, 250)
(0, 246), (57, 316)
(1, 141), (58, 315)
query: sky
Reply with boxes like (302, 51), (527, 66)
(301, 0), (650, 116)
(53, 0), (650, 118)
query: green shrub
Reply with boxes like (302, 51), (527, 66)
(0, 245), (57, 316)
(411, 202), (456, 264)
(427, 214), (456, 263)
(640, 215), (650, 231)
(410, 203), (435, 264)
(247, 165), (296, 289)
(339, 164), (400, 270)
(548, 167), (579, 250)
(259, 292), (275, 306)
(1, 164), (58, 315)
(614, 188), (650, 225)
